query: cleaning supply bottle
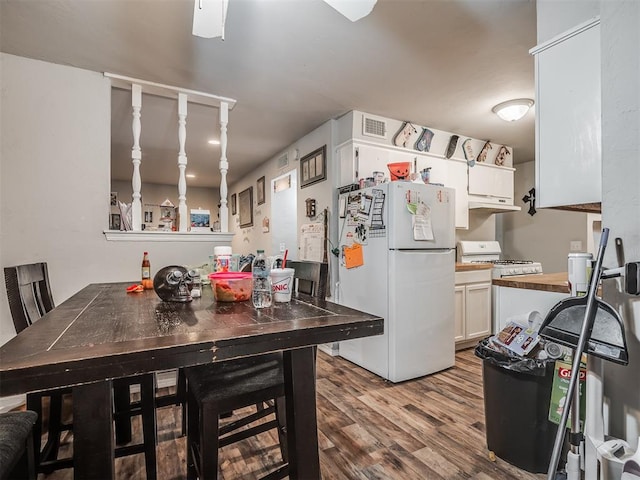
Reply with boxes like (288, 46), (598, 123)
(252, 250), (272, 309)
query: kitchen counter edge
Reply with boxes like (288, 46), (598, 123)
(455, 263), (493, 272)
(492, 272), (570, 294)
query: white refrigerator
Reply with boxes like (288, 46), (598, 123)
(337, 182), (455, 382)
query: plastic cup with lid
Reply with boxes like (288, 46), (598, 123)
(270, 268), (295, 302)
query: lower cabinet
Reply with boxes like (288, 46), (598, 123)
(454, 269), (492, 349)
(492, 285), (569, 334)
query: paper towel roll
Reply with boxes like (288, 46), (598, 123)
(506, 310), (543, 330)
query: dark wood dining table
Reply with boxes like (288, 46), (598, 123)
(0, 282), (383, 479)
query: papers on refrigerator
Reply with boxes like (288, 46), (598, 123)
(412, 201), (434, 240)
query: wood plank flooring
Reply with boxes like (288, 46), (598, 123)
(37, 348), (547, 479)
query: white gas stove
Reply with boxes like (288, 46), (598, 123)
(457, 241), (543, 279)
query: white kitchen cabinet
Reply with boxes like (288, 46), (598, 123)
(468, 163), (514, 203)
(445, 159), (469, 229)
(336, 142), (356, 187)
(454, 284), (466, 342)
(531, 17), (601, 209)
(454, 269), (492, 349)
(492, 286), (569, 334)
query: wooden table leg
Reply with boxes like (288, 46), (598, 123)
(72, 381), (115, 479)
(283, 347), (320, 479)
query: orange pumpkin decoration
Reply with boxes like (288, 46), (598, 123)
(387, 162), (411, 181)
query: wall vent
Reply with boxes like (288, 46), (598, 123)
(277, 154), (289, 169)
(362, 116), (387, 139)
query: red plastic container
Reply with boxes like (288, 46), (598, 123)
(208, 272), (252, 302)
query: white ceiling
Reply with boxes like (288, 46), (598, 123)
(0, 0), (537, 189)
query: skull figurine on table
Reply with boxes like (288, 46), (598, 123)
(153, 265), (196, 302)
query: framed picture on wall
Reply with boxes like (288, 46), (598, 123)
(300, 145), (326, 188)
(257, 176), (266, 205)
(239, 187), (253, 228)
(190, 209), (211, 231)
(231, 193), (237, 215)
(110, 213), (121, 230)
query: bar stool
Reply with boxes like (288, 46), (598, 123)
(0, 410), (38, 480)
(184, 260), (328, 479)
(185, 353), (288, 480)
(4, 262), (157, 478)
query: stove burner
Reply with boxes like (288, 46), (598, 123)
(492, 260), (534, 265)
(470, 260), (534, 265)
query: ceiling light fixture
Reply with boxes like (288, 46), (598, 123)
(193, 0), (229, 40)
(207, 139), (220, 145)
(492, 99), (534, 122)
(192, 0), (377, 40)
(323, 0), (378, 22)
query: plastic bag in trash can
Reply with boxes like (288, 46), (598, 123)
(474, 337), (552, 376)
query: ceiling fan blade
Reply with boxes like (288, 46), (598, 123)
(192, 0), (229, 39)
(322, 0), (377, 22)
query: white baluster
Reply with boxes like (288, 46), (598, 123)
(219, 101), (229, 232)
(177, 93), (188, 232)
(131, 84), (142, 231)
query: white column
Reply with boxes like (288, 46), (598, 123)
(219, 101), (229, 232)
(177, 93), (188, 232)
(131, 84), (142, 231)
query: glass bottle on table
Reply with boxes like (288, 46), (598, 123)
(252, 250), (272, 308)
(141, 251), (152, 289)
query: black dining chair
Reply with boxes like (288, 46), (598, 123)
(184, 260), (328, 479)
(185, 354), (288, 480)
(0, 410), (38, 480)
(286, 260), (328, 299)
(3, 262), (158, 478)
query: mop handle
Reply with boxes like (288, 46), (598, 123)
(547, 228), (609, 480)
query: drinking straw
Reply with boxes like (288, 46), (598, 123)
(282, 250), (288, 269)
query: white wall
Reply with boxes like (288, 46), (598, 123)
(536, 0), (640, 448)
(536, 0), (600, 43)
(0, 54), (230, 342)
(457, 213), (496, 243)
(499, 161), (590, 273)
(226, 120), (337, 296)
(599, 0), (640, 447)
(227, 121), (334, 258)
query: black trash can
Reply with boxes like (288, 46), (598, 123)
(475, 338), (566, 473)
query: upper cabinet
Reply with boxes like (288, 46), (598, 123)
(335, 111), (520, 230)
(468, 163), (517, 213)
(469, 164), (513, 199)
(530, 18), (601, 211)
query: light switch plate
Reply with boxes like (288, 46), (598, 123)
(570, 241), (583, 252)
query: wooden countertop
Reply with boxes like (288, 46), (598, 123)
(492, 272), (570, 294)
(455, 262), (493, 272)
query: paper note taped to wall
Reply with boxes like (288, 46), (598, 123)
(344, 243), (364, 269)
(300, 223), (324, 262)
